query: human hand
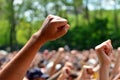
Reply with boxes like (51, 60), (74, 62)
(58, 47), (65, 53)
(61, 66), (72, 78)
(55, 47), (65, 63)
(95, 40), (113, 66)
(118, 47), (120, 54)
(57, 62), (73, 80)
(36, 15), (70, 42)
(111, 47), (120, 79)
(60, 62), (73, 78)
(82, 65), (95, 79)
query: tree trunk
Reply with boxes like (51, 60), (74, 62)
(85, 0), (90, 23)
(7, 0), (17, 51)
(73, 5), (79, 26)
(114, 0), (119, 31)
(99, 0), (103, 17)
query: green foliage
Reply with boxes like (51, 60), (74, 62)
(108, 30), (120, 48)
(44, 17), (110, 50)
(0, 20), (9, 46)
(0, 0), (120, 51)
(16, 19), (43, 45)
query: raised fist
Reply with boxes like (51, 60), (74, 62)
(37, 15), (70, 42)
(95, 40), (113, 65)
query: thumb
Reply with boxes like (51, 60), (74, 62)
(55, 24), (70, 38)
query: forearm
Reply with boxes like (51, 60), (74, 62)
(57, 74), (66, 80)
(0, 32), (46, 80)
(112, 55), (120, 78)
(95, 40), (112, 80)
(113, 73), (120, 80)
(49, 63), (57, 76)
(47, 70), (61, 80)
(75, 70), (83, 80)
(49, 52), (61, 76)
(0, 15), (70, 80)
(99, 65), (110, 80)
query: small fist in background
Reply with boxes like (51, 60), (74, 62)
(95, 40), (113, 65)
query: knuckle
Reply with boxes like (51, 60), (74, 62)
(47, 14), (54, 20)
(47, 14), (53, 17)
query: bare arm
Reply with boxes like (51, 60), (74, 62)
(113, 73), (120, 80)
(0, 33), (46, 80)
(49, 47), (64, 76)
(0, 15), (70, 80)
(47, 70), (61, 80)
(57, 67), (71, 80)
(110, 47), (120, 79)
(75, 69), (83, 80)
(76, 65), (95, 80)
(99, 64), (110, 80)
(95, 40), (113, 80)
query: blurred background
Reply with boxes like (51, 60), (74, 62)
(0, 0), (120, 52)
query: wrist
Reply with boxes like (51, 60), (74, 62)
(100, 63), (110, 67)
(100, 64), (110, 71)
(59, 74), (67, 79)
(31, 32), (47, 45)
(99, 64), (110, 80)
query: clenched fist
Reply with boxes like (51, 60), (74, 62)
(36, 15), (70, 42)
(95, 40), (113, 65)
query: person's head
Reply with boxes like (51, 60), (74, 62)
(26, 67), (49, 80)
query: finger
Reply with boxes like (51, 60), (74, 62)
(47, 14), (55, 20)
(65, 62), (73, 69)
(45, 14), (61, 25)
(101, 50), (111, 64)
(95, 43), (108, 60)
(106, 40), (113, 56)
(107, 40), (113, 51)
(62, 67), (71, 77)
(47, 15), (67, 26)
(104, 42), (111, 56)
(48, 15), (61, 19)
(65, 67), (71, 76)
(96, 40), (111, 55)
(86, 68), (94, 75)
(117, 47), (120, 55)
(95, 42), (107, 53)
(118, 47), (120, 51)
(41, 15), (54, 29)
(55, 24), (70, 38)
(51, 18), (68, 28)
(58, 47), (65, 53)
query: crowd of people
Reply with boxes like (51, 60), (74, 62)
(0, 46), (120, 80)
(0, 15), (120, 80)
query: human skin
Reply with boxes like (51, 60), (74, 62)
(49, 47), (65, 76)
(75, 65), (95, 80)
(57, 66), (71, 80)
(111, 47), (120, 79)
(57, 62), (73, 80)
(0, 15), (70, 80)
(95, 40), (113, 80)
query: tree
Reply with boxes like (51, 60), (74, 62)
(98, 0), (103, 17)
(38, 0), (50, 17)
(84, 0), (90, 23)
(6, 0), (17, 51)
(62, 0), (83, 26)
(113, 0), (119, 31)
